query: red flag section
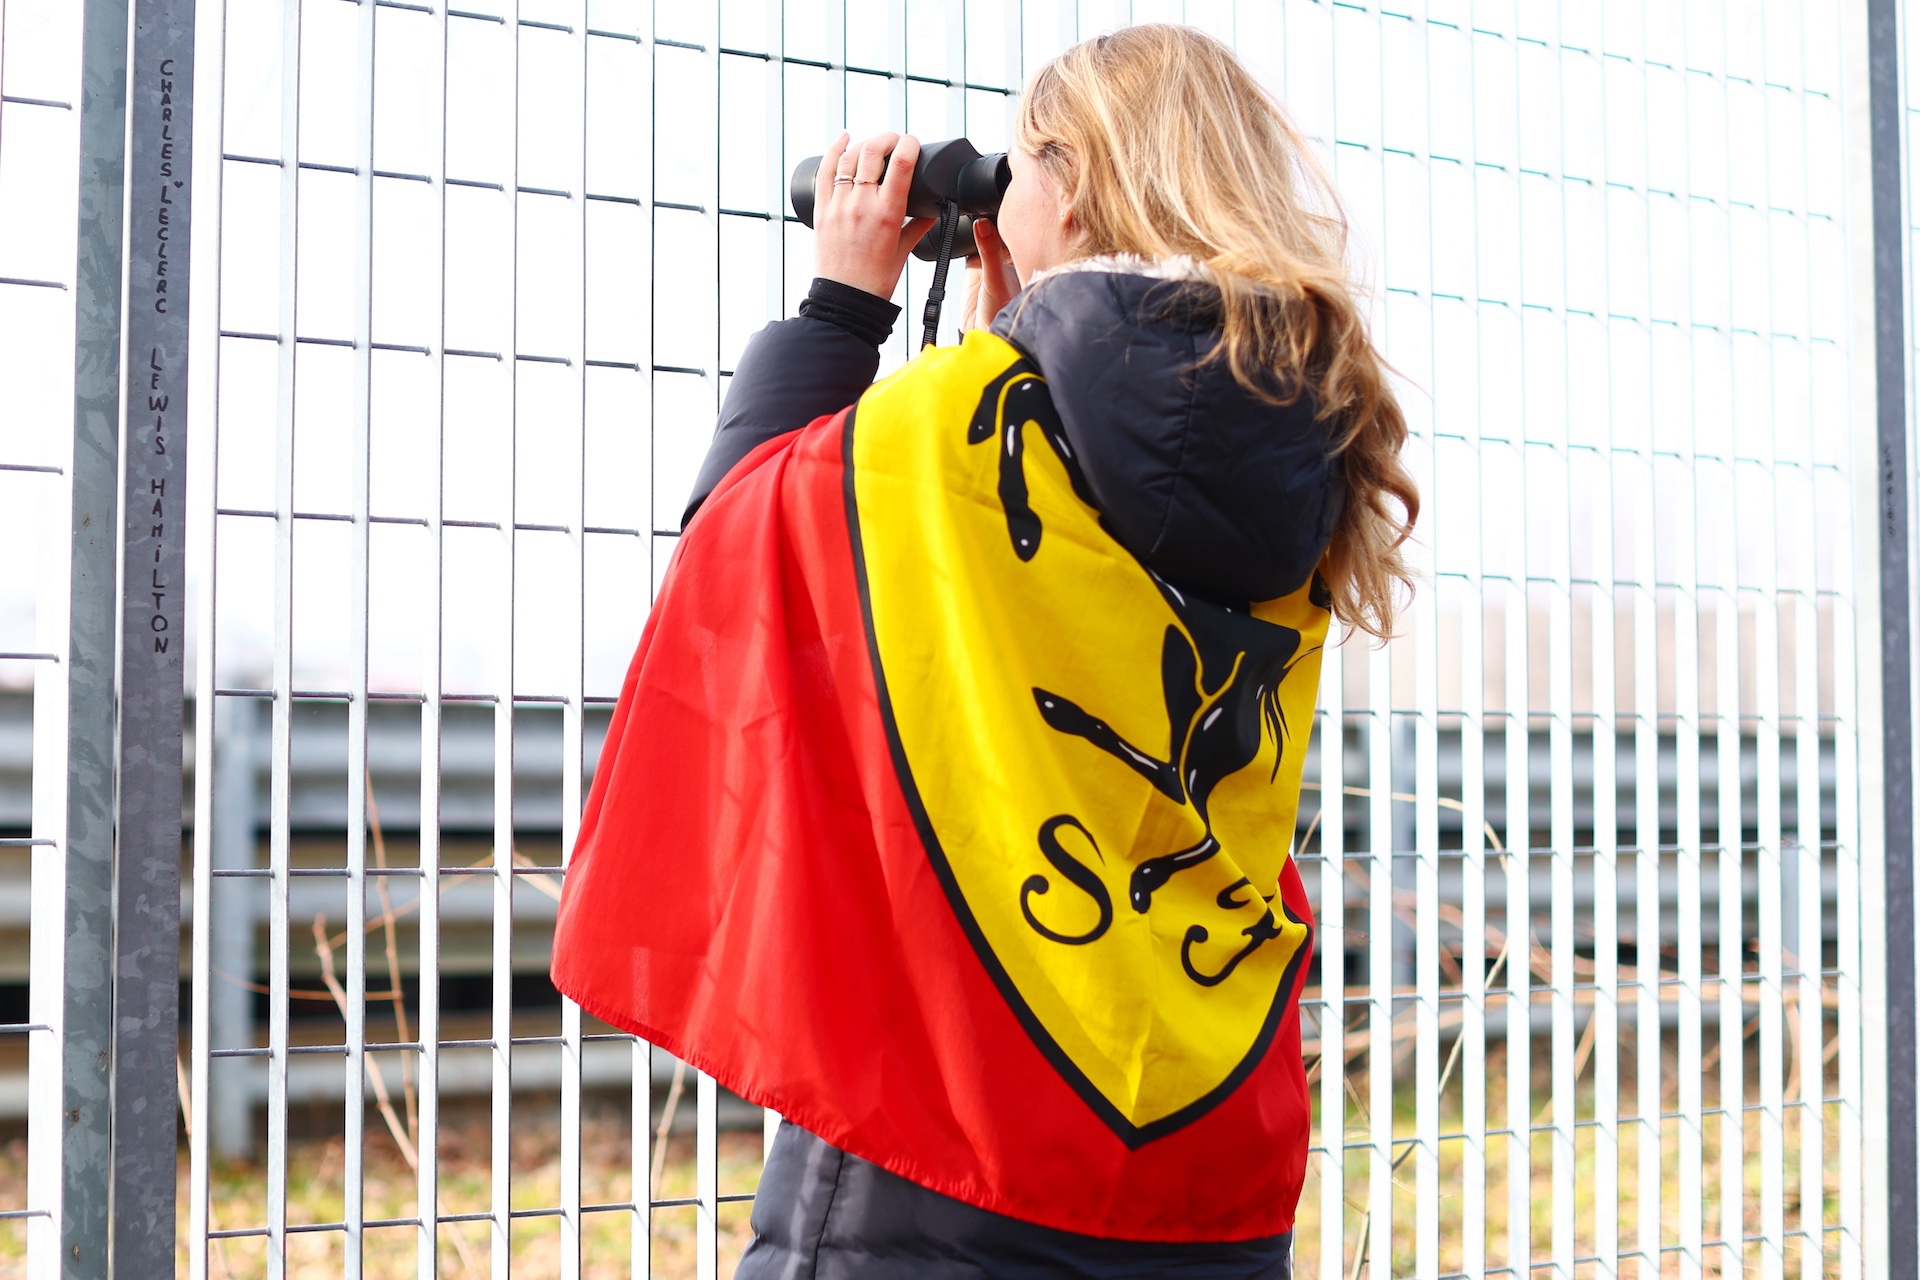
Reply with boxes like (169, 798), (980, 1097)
(553, 333), (1326, 1242)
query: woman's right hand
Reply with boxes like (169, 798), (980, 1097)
(961, 217), (1021, 333)
(813, 131), (936, 301)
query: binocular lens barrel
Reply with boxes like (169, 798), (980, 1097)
(789, 138), (1009, 262)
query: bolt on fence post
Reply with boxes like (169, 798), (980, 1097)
(111, 0), (194, 1272)
(64, 0), (130, 1275)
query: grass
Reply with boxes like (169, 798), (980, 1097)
(1290, 1040), (1845, 1278)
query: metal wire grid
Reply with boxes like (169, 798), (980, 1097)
(0, 0), (1886, 1276)
(176, 1), (1034, 1276)
(1290, 0), (1864, 1276)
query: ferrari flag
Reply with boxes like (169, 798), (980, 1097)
(552, 331), (1331, 1242)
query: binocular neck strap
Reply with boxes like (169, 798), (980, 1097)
(920, 199), (963, 350)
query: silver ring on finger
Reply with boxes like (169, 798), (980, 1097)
(833, 175), (854, 185)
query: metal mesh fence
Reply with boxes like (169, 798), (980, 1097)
(0, 0), (1903, 1276)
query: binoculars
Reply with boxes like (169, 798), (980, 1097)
(790, 137), (1010, 261)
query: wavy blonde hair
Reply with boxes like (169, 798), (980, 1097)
(1015, 24), (1418, 639)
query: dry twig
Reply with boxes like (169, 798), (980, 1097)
(313, 914), (419, 1170)
(365, 771), (418, 1135)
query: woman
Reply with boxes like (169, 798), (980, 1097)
(553, 24), (1416, 1279)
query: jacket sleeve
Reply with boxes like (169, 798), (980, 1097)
(681, 279), (901, 524)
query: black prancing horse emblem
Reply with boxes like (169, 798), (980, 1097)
(965, 363), (1316, 988)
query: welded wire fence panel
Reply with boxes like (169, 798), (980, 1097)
(176, 2), (1039, 1275)
(0, 0), (1844, 1277)
(1277, 2), (1867, 1277)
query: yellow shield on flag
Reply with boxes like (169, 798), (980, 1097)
(849, 331), (1329, 1143)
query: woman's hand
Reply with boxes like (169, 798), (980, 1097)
(960, 216), (1022, 333)
(812, 131), (936, 300)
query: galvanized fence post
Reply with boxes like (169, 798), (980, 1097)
(1868, 0), (1919, 1274)
(112, 0), (194, 1271)
(65, 0), (197, 1270)
(64, 0), (131, 1274)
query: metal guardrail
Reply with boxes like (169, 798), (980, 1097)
(0, 684), (1853, 1097)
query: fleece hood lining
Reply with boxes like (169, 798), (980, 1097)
(1028, 253), (1217, 288)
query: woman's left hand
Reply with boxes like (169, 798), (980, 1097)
(812, 131), (937, 300)
(960, 217), (1021, 333)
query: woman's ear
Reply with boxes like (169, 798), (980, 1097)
(1059, 194), (1086, 252)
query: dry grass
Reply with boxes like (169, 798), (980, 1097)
(0, 1098), (762, 1280)
(0, 1039), (1849, 1279)
(182, 1098), (762, 1279)
(1289, 1044), (1845, 1278)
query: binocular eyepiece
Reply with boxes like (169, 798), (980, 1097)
(790, 138), (1010, 261)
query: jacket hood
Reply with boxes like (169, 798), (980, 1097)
(989, 254), (1344, 604)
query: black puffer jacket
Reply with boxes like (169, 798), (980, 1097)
(743, 1122), (1295, 1280)
(685, 260), (1341, 1279)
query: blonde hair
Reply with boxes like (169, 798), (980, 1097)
(1014, 24), (1418, 640)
